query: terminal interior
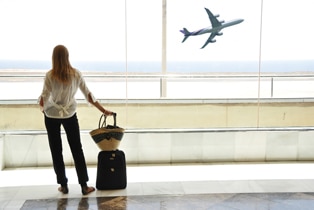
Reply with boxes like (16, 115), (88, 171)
(1, 0), (314, 209)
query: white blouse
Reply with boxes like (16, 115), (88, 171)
(40, 69), (96, 119)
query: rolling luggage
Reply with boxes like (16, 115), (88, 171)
(96, 150), (127, 190)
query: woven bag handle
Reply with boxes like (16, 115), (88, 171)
(98, 113), (117, 128)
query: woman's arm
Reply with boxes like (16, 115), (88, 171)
(39, 96), (44, 107)
(88, 93), (113, 116)
(38, 96), (44, 113)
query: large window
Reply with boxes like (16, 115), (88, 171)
(1, 0), (314, 100)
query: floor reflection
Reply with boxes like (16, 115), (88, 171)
(56, 198), (68, 209)
(78, 198), (90, 209)
(22, 197), (128, 210)
(97, 197), (127, 209)
(21, 193), (314, 210)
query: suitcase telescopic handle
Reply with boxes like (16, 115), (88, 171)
(113, 112), (117, 127)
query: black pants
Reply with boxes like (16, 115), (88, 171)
(45, 113), (89, 186)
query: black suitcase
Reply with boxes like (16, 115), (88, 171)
(96, 150), (127, 190)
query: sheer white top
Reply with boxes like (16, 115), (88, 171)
(40, 69), (96, 119)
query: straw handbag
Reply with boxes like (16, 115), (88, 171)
(90, 113), (124, 151)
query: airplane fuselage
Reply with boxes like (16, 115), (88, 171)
(180, 8), (244, 48)
(190, 19), (244, 36)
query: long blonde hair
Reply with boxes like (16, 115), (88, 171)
(51, 45), (75, 84)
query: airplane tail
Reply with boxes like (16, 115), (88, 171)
(180, 28), (190, 43)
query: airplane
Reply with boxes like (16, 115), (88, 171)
(180, 8), (244, 49)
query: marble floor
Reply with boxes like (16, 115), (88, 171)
(1, 163), (314, 209)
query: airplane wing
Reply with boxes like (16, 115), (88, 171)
(205, 8), (221, 27)
(201, 32), (217, 49)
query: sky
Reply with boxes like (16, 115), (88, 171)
(0, 0), (314, 63)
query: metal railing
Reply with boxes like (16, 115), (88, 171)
(2, 126), (314, 136)
(1, 72), (314, 100)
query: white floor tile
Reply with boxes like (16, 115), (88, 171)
(1, 163), (314, 209)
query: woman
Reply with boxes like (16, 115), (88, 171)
(39, 45), (113, 195)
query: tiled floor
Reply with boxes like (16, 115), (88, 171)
(1, 163), (314, 209)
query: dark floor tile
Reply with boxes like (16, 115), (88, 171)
(21, 193), (314, 210)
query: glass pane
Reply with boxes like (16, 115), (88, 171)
(0, 0), (126, 70)
(261, 0), (314, 98)
(167, 0), (261, 99)
(0, 0), (127, 100)
(125, 0), (162, 72)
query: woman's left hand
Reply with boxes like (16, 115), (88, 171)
(104, 110), (114, 116)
